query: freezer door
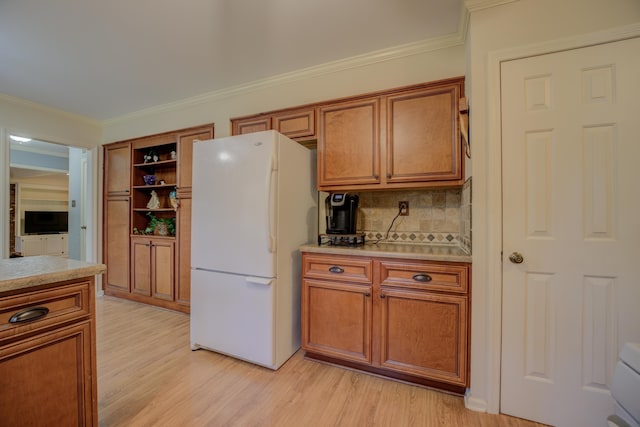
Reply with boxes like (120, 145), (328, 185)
(191, 131), (278, 277)
(190, 269), (275, 368)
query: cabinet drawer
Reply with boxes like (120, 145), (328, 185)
(379, 260), (468, 294)
(0, 281), (91, 343)
(303, 254), (372, 284)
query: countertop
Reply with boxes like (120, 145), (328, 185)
(300, 243), (472, 263)
(0, 256), (106, 295)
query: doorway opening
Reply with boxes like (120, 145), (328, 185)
(9, 136), (90, 261)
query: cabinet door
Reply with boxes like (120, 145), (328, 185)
(104, 197), (130, 292)
(318, 98), (381, 188)
(177, 126), (214, 192)
(152, 239), (175, 301)
(379, 287), (468, 386)
(131, 237), (151, 296)
(0, 321), (95, 426)
(386, 84), (462, 183)
(176, 196), (191, 308)
(232, 116), (271, 135)
(19, 236), (43, 256)
(104, 142), (131, 196)
(43, 235), (66, 256)
(302, 278), (372, 364)
(273, 108), (316, 140)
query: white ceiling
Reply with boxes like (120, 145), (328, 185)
(0, 0), (464, 121)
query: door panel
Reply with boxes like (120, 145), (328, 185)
(105, 197), (130, 292)
(301, 279), (372, 364)
(152, 239), (174, 301)
(501, 37), (640, 427)
(131, 238), (151, 296)
(318, 98), (380, 187)
(386, 86), (461, 182)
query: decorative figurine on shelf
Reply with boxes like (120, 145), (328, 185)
(143, 174), (157, 185)
(147, 190), (160, 209)
(143, 150), (159, 163)
(170, 150), (177, 160)
(169, 189), (178, 210)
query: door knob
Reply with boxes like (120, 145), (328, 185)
(509, 252), (524, 264)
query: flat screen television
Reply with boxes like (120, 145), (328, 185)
(24, 211), (68, 234)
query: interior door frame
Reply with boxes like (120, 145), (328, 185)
(481, 23), (640, 414)
(1, 131), (99, 269)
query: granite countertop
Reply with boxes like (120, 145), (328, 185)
(0, 256), (106, 295)
(300, 243), (472, 263)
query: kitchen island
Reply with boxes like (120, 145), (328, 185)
(300, 243), (471, 393)
(0, 255), (105, 426)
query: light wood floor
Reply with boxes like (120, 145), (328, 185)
(96, 296), (546, 427)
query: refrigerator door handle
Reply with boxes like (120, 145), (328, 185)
(245, 276), (273, 286)
(267, 154), (276, 253)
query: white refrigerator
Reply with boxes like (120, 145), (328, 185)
(190, 130), (317, 370)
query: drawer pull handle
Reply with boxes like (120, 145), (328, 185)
(328, 266), (344, 274)
(9, 307), (50, 324)
(412, 274), (432, 282)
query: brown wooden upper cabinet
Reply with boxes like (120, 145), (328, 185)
(272, 108), (316, 140)
(177, 126), (214, 193)
(104, 141), (131, 196)
(318, 77), (464, 191)
(232, 116), (271, 136)
(231, 107), (317, 144)
(318, 97), (381, 187)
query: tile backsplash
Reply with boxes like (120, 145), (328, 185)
(319, 179), (471, 252)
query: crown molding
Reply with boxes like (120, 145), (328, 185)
(464, 0), (519, 13)
(104, 30), (467, 126)
(0, 92), (101, 127)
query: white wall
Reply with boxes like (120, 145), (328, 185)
(0, 94), (102, 148)
(0, 94), (102, 258)
(102, 43), (466, 142)
(465, 0), (640, 413)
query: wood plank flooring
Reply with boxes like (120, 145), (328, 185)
(96, 296), (546, 427)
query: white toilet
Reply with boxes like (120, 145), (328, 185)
(608, 342), (640, 427)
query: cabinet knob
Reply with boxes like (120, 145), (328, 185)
(328, 266), (344, 274)
(365, 292), (370, 297)
(412, 274), (432, 282)
(380, 294), (386, 299)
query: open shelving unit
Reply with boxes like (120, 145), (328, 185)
(131, 142), (178, 235)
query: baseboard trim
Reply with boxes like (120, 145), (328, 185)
(464, 390), (489, 412)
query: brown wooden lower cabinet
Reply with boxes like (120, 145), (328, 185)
(302, 278), (372, 364)
(130, 236), (175, 303)
(0, 278), (97, 426)
(301, 252), (470, 393)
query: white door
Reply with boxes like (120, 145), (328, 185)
(501, 37), (640, 427)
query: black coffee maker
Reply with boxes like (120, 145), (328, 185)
(325, 193), (359, 234)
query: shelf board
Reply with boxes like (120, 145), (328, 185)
(133, 208), (177, 212)
(133, 159), (177, 168)
(132, 184), (177, 190)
